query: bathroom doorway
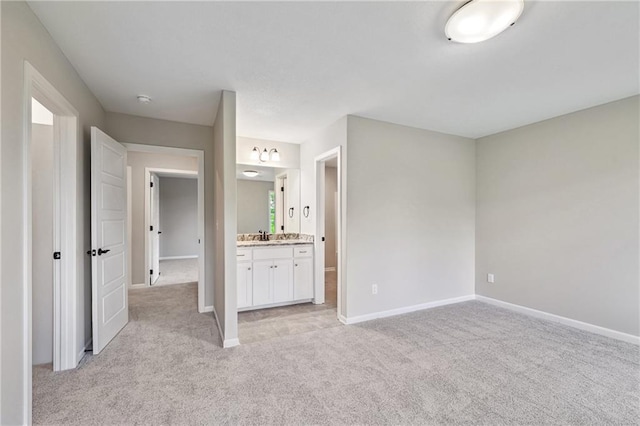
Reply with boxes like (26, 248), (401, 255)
(314, 146), (344, 321)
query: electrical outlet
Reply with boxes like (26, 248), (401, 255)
(372, 284), (378, 295)
(487, 273), (495, 283)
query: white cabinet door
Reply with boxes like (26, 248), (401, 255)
(252, 260), (272, 306)
(272, 259), (293, 303)
(294, 257), (314, 300)
(237, 261), (253, 308)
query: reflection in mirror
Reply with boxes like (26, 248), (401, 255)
(237, 165), (274, 234)
(236, 164), (300, 234)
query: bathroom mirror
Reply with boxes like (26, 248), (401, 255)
(236, 164), (300, 234)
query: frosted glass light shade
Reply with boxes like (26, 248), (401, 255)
(251, 147), (260, 160)
(445, 0), (524, 43)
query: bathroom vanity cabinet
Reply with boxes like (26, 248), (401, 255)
(237, 243), (314, 310)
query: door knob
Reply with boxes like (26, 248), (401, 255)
(97, 248), (111, 256)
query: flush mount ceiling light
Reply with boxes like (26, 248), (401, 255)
(242, 170), (259, 178)
(250, 146), (280, 163)
(137, 94), (152, 104)
(445, 0), (524, 44)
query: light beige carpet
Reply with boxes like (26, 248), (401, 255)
(33, 282), (639, 425)
(155, 258), (198, 286)
(238, 271), (340, 344)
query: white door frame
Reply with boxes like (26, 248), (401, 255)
(144, 167), (197, 286)
(314, 146), (344, 321)
(122, 143), (206, 313)
(23, 62), (79, 421)
(148, 171), (161, 285)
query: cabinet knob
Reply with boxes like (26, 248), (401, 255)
(275, 265), (278, 268)
(295, 264), (298, 266)
(248, 267), (251, 270)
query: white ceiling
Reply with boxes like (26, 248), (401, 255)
(29, 1), (639, 141)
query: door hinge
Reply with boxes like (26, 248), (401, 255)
(150, 225), (153, 231)
(150, 182), (154, 188)
(53, 251), (61, 260)
(280, 225), (284, 231)
(281, 186), (284, 192)
(150, 269), (153, 275)
(322, 237), (325, 242)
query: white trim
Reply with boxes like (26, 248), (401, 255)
(159, 255), (198, 261)
(23, 61), (80, 424)
(238, 299), (313, 312)
(324, 267), (336, 272)
(77, 338), (92, 361)
(122, 143), (206, 314)
(129, 283), (146, 289)
(314, 146), (343, 321)
(127, 166), (132, 288)
(201, 306), (214, 313)
(212, 306), (238, 347)
(475, 295), (640, 345)
(342, 295), (476, 325)
(223, 338), (240, 348)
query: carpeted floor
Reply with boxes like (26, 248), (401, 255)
(238, 271), (340, 344)
(155, 258), (198, 286)
(33, 282), (639, 425)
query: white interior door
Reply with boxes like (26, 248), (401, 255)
(91, 127), (128, 355)
(150, 173), (160, 284)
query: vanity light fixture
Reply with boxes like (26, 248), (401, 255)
(242, 170), (259, 178)
(251, 146), (280, 163)
(137, 94), (152, 104)
(445, 0), (524, 44)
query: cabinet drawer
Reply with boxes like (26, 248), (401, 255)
(253, 247), (293, 260)
(236, 248), (252, 261)
(294, 246), (313, 258)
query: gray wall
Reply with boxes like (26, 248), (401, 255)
(237, 179), (273, 234)
(1, 2), (106, 422)
(476, 96), (640, 336)
(31, 124), (53, 365)
(159, 177), (198, 258)
(126, 151), (197, 284)
(324, 167), (337, 269)
(345, 116), (476, 318)
(104, 112), (214, 306)
(213, 91), (238, 344)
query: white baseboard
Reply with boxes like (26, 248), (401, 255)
(223, 338), (240, 348)
(129, 283), (146, 289)
(342, 294), (475, 325)
(475, 295), (640, 345)
(78, 338), (92, 361)
(159, 255), (198, 261)
(211, 307), (239, 348)
(200, 305), (214, 313)
(338, 314), (348, 325)
(324, 267), (336, 272)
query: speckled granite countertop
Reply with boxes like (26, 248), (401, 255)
(237, 233), (314, 247)
(237, 239), (313, 247)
